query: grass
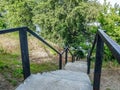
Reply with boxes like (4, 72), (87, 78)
(31, 62), (58, 73)
(0, 53), (23, 86)
(0, 33), (59, 87)
(90, 58), (120, 69)
(0, 30), (60, 88)
(0, 52), (58, 86)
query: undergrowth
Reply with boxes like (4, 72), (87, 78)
(0, 52), (58, 87)
(0, 33), (59, 87)
(90, 58), (120, 69)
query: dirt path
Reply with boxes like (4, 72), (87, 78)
(101, 69), (120, 90)
(89, 68), (120, 90)
(0, 74), (15, 90)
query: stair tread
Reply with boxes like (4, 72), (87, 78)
(64, 61), (87, 73)
(16, 70), (92, 90)
(43, 70), (91, 83)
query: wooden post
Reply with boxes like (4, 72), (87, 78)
(93, 35), (104, 90)
(19, 29), (30, 79)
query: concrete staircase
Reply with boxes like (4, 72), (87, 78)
(16, 61), (92, 90)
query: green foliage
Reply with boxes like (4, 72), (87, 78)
(0, 0), (101, 49)
(32, 0), (100, 49)
(98, 1), (120, 60)
(74, 48), (85, 59)
(98, 2), (120, 43)
(0, 17), (5, 29)
(0, 0), (119, 62)
(0, 0), (35, 29)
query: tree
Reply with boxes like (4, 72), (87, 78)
(98, 1), (120, 60)
(32, 0), (100, 49)
(98, 2), (120, 43)
(0, 0), (35, 29)
(0, 0), (6, 29)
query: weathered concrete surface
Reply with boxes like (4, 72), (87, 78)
(64, 61), (87, 73)
(16, 70), (92, 90)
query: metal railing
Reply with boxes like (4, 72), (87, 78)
(87, 29), (120, 90)
(0, 27), (74, 79)
(60, 46), (74, 64)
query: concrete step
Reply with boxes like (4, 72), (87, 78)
(16, 70), (92, 90)
(64, 61), (87, 73)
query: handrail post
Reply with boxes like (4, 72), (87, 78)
(59, 54), (62, 69)
(19, 28), (30, 79)
(72, 55), (74, 62)
(87, 55), (90, 74)
(93, 35), (104, 90)
(65, 48), (68, 64)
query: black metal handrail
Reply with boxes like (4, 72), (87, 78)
(98, 29), (120, 61)
(87, 29), (120, 90)
(26, 28), (60, 54)
(60, 46), (74, 64)
(27, 27), (74, 69)
(61, 47), (68, 55)
(0, 27), (25, 34)
(0, 27), (74, 79)
(87, 34), (97, 74)
(67, 48), (74, 62)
